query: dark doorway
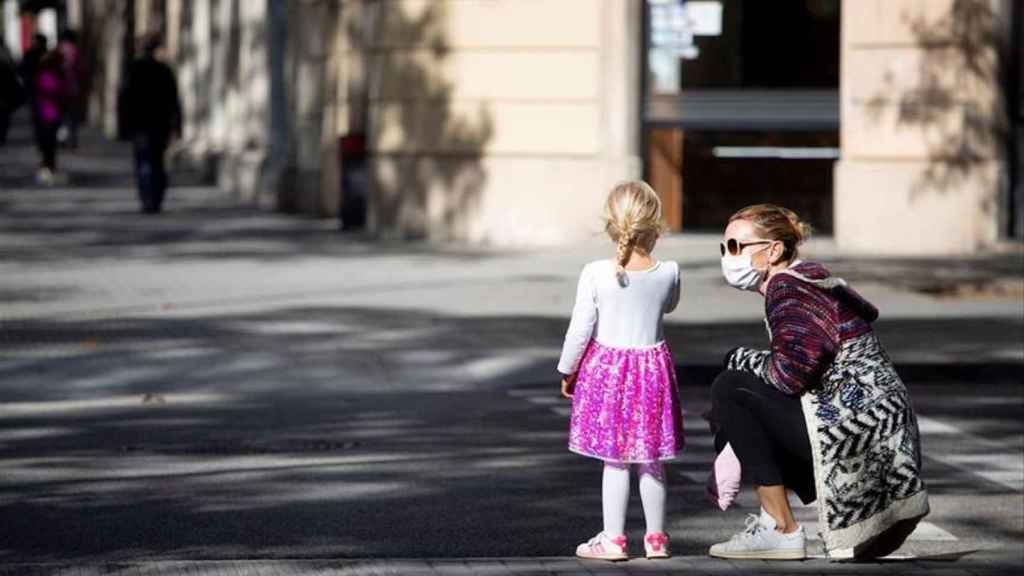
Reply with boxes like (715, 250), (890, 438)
(643, 0), (840, 233)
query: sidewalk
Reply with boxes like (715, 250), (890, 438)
(1, 548), (1021, 576)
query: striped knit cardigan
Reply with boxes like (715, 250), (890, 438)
(725, 261), (929, 558)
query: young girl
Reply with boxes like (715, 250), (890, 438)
(558, 180), (684, 561)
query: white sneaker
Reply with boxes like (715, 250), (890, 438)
(576, 532), (629, 561)
(36, 167), (54, 186)
(709, 511), (806, 560)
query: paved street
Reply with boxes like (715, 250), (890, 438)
(1, 114), (1022, 574)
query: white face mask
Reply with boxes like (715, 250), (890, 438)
(724, 253), (765, 291)
(721, 248), (769, 292)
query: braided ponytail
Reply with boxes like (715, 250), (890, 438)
(603, 181), (664, 284)
(615, 229), (636, 280)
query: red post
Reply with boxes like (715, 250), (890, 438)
(20, 12), (34, 53)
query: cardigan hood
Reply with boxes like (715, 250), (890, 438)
(784, 261), (880, 324)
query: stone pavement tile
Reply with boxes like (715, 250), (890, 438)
(325, 562), (380, 576)
(427, 560), (479, 575)
(192, 562), (253, 576)
(795, 560), (889, 573)
(275, 562), (315, 576)
(62, 566), (111, 576)
(166, 564), (208, 576)
(722, 559), (770, 571)
(462, 560), (516, 575)
(612, 558), (687, 573)
(233, 561), (268, 573)
(370, 560), (438, 576)
(810, 559), (912, 573)
(540, 559), (592, 572)
(21, 567), (61, 576)
(861, 560), (921, 573)
(499, 559), (551, 573)
(319, 562), (372, 576)
(574, 560), (631, 574)
(617, 565), (679, 576)
(924, 548), (1024, 571)
(378, 561), (429, 576)
(683, 559), (752, 574)
(196, 562), (236, 576)
(309, 561), (366, 569)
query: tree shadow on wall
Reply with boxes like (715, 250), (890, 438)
(78, 0), (132, 139)
(349, 1), (494, 240)
(863, 0), (1009, 215)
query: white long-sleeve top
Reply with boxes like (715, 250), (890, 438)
(557, 259), (681, 375)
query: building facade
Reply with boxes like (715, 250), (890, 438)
(42, 0), (1024, 253)
(644, 0), (1021, 255)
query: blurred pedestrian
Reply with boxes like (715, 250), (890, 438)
(557, 181), (684, 562)
(123, 33), (181, 214)
(0, 42), (26, 145)
(57, 29), (84, 149)
(32, 49), (66, 185)
(706, 204), (929, 561)
(18, 34), (47, 154)
(18, 33), (46, 103)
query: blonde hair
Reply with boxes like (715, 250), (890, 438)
(603, 180), (665, 281)
(728, 204), (813, 262)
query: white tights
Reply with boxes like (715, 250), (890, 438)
(601, 461), (666, 537)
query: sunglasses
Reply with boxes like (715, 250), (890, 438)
(720, 238), (773, 257)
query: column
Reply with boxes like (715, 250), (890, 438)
(834, 0), (1007, 254)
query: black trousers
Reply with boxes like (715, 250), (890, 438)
(710, 369), (816, 504)
(35, 120), (58, 170)
(0, 109), (10, 145)
(134, 134), (168, 213)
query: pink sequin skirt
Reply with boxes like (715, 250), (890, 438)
(568, 340), (685, 463)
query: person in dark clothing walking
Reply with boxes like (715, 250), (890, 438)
(18, 34), (48, 158)
(18, 34), (47, 104)
(123, 34), (181, 214)
(0, 43), (26, 145)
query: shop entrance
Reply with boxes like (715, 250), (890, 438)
(642, 0), (841, 233)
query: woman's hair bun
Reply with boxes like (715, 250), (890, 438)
(797, 221), (813, 244)
(729, 204), (811, 261)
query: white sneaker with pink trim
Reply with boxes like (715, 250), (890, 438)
(644, 532), (671, 559)
(575, 532), (629, 561)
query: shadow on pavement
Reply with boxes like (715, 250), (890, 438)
(1, 305), (1020, 561)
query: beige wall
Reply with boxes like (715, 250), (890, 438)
(835, 0), (1009, 255)
(332, 0), (643, 244)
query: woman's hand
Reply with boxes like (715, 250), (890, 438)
(560, 373), (577, 399)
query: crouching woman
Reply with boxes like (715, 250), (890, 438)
(708, 204), (929, 561)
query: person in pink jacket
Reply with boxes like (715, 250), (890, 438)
(33, 50), (66, 184)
